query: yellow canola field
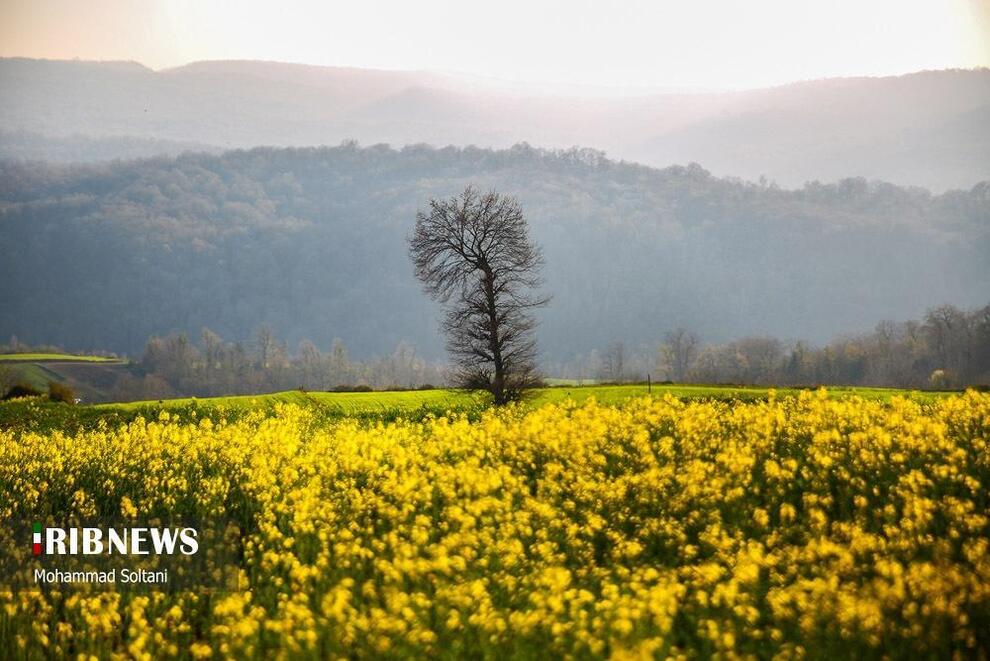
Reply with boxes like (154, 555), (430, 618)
(1, 390), (989, 659)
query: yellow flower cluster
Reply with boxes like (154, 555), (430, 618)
(1, 390), (988, 658)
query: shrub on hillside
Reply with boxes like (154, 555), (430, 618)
(47, 381), (76, 404)
(2, 383), (43, 400)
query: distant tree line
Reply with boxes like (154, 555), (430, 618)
(555, 302), (990, 389)
(108, 301), (990, 399)
(109, 328), (449, 401)
(3, 302), (986, 403)
(0, 328), (448, 403)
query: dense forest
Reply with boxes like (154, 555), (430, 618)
(1, 144), (988, 369)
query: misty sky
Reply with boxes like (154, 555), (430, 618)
(1, 0), (988, 90)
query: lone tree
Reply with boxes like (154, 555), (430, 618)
(410, 187), (547, 404)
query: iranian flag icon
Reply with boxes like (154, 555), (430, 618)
(32, 522), (41, 556)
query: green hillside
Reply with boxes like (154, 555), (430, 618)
(0, 353), (120, 362)
(0, 354), (130, 402)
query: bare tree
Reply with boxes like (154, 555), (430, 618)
(254, 326), (279, 369)
(924, 304), (970, 380)
(601, 342), (627, 383)
(410, 187), (547, 404)
(297, 339), (322, 389)
(328, 338), (351, 387)
(201, 327), (223, 372)
(660, 328), (699, 382)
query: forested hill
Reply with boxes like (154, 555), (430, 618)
(1, 144), (988, 360)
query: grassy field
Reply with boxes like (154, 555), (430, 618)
(98, 387), (484, 414)
(0, 362), (64, 391)
(95, 382), (959, 411)
(0, 352), (121, 362)
(0, 382), (960, 433)
(0, 353), (129, 403)
(535, 383), (954, 405)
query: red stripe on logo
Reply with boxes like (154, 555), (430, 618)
(33, 542), (42, 556)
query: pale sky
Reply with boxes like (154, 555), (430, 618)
(1, 0), (988, 90)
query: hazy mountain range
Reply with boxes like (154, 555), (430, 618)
(2, 58), (988, 191)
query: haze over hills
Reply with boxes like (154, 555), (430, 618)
(1, 144), (987, 362)
(1, 58), (988, 191)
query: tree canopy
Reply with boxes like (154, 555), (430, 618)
(411, 188), (547, 402)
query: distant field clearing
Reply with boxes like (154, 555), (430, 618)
(98, 383), (956, 413)
(0, 353), (121, 363)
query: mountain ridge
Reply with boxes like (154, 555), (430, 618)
(2, 58), (987, 190)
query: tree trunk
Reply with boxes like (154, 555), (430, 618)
(481, 266), (505, 404)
